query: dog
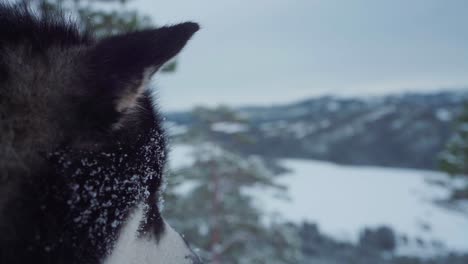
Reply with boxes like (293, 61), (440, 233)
(0, 3), (200, 263)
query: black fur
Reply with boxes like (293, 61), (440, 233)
(0, 3), (91, 50)
(0, 3), (198, 263)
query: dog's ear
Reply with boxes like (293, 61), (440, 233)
(86, 22), (199, 112)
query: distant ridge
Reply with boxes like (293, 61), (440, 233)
(166, 90), (468, 169)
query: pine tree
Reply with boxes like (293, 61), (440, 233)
(164, 107), (303, 263)
(439, 103), (468, 200)
(164, 143), (302, 263)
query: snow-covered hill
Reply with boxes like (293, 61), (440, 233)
(166, 90), (468, 169)
(168, 144), (468, 256)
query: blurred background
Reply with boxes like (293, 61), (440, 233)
(27, 0), (468, 263)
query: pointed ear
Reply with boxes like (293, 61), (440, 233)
(86, 22), (199, 112)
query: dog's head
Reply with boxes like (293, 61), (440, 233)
(0, 4), (199, 263)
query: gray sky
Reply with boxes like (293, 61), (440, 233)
(128, 0), (468, 111)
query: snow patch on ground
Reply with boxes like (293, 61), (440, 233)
(168, 144), (196, 169)
(211, 122), (249, 134)
(435, 108), (453, 122)
(165, 121), (188, 136)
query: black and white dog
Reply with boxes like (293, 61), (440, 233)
(0, 3), (200, 263)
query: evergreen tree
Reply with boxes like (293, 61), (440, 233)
(164, 143), (302, 263)
(176, 106), (256, 153)
(22, 0), (177, 72)
(164, 107), (302, 263)
(439, 103), (468, 200)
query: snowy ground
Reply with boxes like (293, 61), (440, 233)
(168, 144), (468, 255)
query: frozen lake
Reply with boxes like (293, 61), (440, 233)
(169, 144), (468, 255)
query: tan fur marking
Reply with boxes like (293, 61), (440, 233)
(113, 67), (156, 130)
(115, 68), (155, 113)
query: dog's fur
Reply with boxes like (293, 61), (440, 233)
(0, 3), (199, 263)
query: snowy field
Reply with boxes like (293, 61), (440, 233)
(168, 145), (468, 255)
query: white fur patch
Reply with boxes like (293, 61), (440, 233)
(115, 67), (155, 113)
(104, 204), (196, 264)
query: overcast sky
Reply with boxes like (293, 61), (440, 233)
(128, 0), (468, 111)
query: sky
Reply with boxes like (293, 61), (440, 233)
(125, 0), (468, 111)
